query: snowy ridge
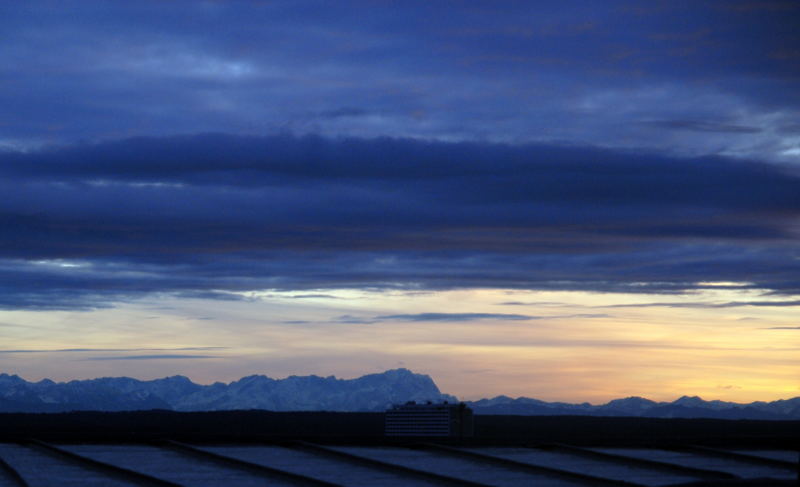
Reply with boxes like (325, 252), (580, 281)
(0, 369), (453, 413)
(1, 370), (799, 418)
(466, 394), (800, 419)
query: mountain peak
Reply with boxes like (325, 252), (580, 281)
(377, 368), (416, 378)
(606, 396), (655, 404)
(601, 396), (658, 413)
(234, 374), (273, 383)
(155, 375), (193, 384)
(673, 395), (706, 406)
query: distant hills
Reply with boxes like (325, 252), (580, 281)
(467, 394), (800, 420)
(2, 369), (799, 419)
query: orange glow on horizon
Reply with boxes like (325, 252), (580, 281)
(0, 287), (798, 404)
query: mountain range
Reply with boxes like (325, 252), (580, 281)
(0, 369), (453, 413)
(467, 394), (800, 420)
(1, 369), (798, 419)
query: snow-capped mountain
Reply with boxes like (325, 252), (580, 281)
(0, 369), (453, 413)
(465, 394), (800, 419)
(1, 369), (799, 419)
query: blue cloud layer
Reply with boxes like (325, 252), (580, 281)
(1, 135), (799, 309)
(1, 1), (797, 160)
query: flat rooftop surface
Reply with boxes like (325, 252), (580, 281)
(0, 441), (796, 486)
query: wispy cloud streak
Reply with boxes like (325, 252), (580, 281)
(0, 347), (227, 354)
(333, 312), (610, 323)
(86, 354), (220, 361)
(602, 300), (800, 309)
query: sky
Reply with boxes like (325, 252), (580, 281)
(1, 0), (799, 403)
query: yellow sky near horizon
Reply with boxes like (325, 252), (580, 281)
(1, 287), (798, 404)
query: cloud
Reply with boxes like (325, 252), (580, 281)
(86, 354), (220, 361)
(639, 120), (762, 134)
(316, 107), (371, 119)
(777, 123), (800, 135)
(721, 2), (799, 12)
(337, 312), (610, 323)
(0, 347), (226, 354)
(726, 300), (800, 307)
(333, 315), (375, 325)
(0, 321), (35, 329)
(762, 327), (800, 330)
(373, 313), (535, 322)
(0, 1), (798, 163)
(286, 294), (342, 299)
(0, 135), (799, 310)
(171, 291), (253, 302)
(603, 300), (800, 309)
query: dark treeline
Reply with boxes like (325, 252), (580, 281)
(1, 410), (799, 448)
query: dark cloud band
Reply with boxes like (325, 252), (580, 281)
(1, 135), (799, 310)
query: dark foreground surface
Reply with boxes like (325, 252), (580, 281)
(1, 410), (799, 448)
(0, 412), (798, 486)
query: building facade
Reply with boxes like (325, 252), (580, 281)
(385, 401), (474, 437)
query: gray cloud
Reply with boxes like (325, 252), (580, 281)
(374, 313), (536, 322)
(86, 354), (220, 360)
(287, 294), (342, 299)
(725, 300), (800, 307)
(316, 107), (371, 119)
(558, 314), (611, 319)
(777, 123), (800, 135)
(640, 120), (762, 134)
(0, 347), (226, 354)
(333, 315), (376, 325)
(603, 300), (800, 309)
(338, 312), (611, 323)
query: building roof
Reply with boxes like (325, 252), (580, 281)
(0, 440), (796, 486)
